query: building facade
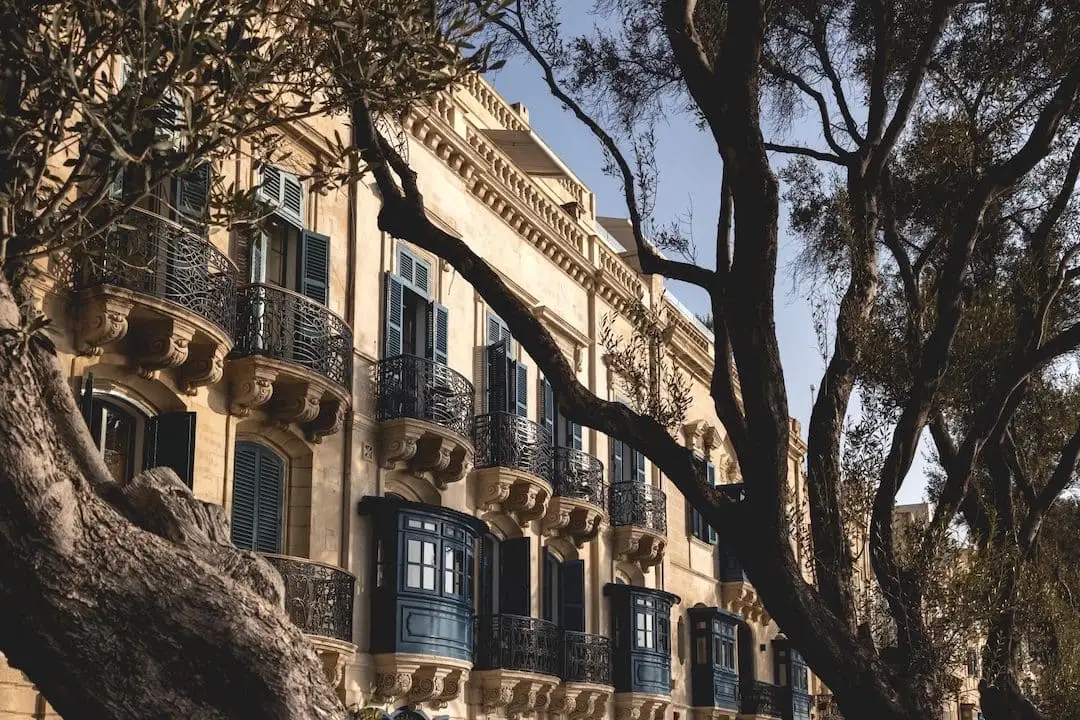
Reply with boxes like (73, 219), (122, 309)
(1, 74), (823, 720)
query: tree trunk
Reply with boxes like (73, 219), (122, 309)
(0, 275), (344, 719)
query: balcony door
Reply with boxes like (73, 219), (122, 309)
(542, 549), (585, 632)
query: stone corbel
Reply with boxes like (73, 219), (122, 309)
(505, 481), (549, 523)
(378, 418), (473, 491)
(305, 399), (347, 443)
(76, 291), (133, 355)
(550, 685), (610, 720)
(613, 694), (669, 720)
(371, 672), (413, 705)
(179, 343), (228, 394)
(477, 469), (513, 511)
(681, 420), (708, 453)
(133, 317), (196, 378)
(542, 497), (604, 548)
(269, 382), (323, 427)
(228, 360), (277, 416)
(406, 666), (463, 710)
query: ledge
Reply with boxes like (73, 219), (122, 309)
(370, 652), (472, 711)
(379, 416), (474, 492)
(472, 668), (562, 720)
(612, 691), (670, 720)
(549, 681), (611, 720)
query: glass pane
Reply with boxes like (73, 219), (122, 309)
(101, 404), (135, 483)
(406, 565), (421, 588)
(422, 566), (436, 590)
(422, 542), (435, 565)
(407, 539), (421, 563)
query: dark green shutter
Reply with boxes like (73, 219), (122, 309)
(516, 362), (528, 417)
(610, 439), (624, 484)
(176, 163), (211, 220)
(107, 168), (124, 201)
(256, 164), (282, 207)
(542, 550), (559, 622)
(254, 447), (283, 553)
(706, 462), (718, 543)
(427, 301), (449, 366)
(384, 272), (404, 358)
(298, 231), (330, 305)
(571, 422), (583, 450)
(479, 533), (499, 617)
(486, 337), (509, 413)
(280, 173), (303, 227)
(633, 450), (646, 483)
(398, 246), (431, 297)
(540, 378), (555, 438)
(499, 536), (531, 616)
(230, 443), (258, 550)
(143, 411), (196, 488)
(79, 373), (95, 428)
(561, 559), (585, 632)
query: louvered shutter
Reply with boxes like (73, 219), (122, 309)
(571, 422), (583, 450)
(256, 165), (282, 207)
(633, 450), (647, 483)
(486, 337), (509, 413)
(280, 173), (303, 227)
(299, 230), (330, 305)
(426, 302), (449, 366)
(230, 442), (258, 550)
(706, 462), (718, 543)
(384, 272), (404, 358)
(254, 447), (284, 553)
(610, 439), (624, 484)
(561, 559), (586, 632)
(499, 536), (531, 616)
(398, 246), (431, 298)
(176, 163), (211, 220)
(539, 378), (554, 437)
(516, 362), (528, 417)
(107, 167), (124, 201)
(542, 550), (558, 622)
(478, 533), (499, 616)
(144, 411), (196, 489)
(79, 373), (95, 428)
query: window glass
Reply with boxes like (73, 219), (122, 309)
(636, 611), (655, 649)
(405, 538), (437, 590)
(696, 637), (708, 664)
(657, 613), (669, 652)
(89, 397), (141, 483)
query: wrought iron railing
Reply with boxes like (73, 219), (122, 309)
(75, 207), (237, 335)
(563, 631), (612, 685)
(739, 681), (785, 719)
(261, 554), (355, 644)
(473, 412), (553, 482)
(814, 695), (842, 720)
(233, 283), (353, 390)
(610, 481), (667, 533)
(553, 447), (607, 511)
(473, 614), (561, 677)
(374, 354), (475, 439)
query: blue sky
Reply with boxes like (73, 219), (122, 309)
(487, 17), (928, 504)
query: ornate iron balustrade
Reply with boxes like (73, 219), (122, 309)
(233, 283), (353, 389)
(739, 681), (785, 719)
(374, 355), (475, 439)
(610, 481), (667, 533)
(473, 614), (561, 677)
(563, 631), (612, 685)
(553, 447), (607, 511)
(75, 207), (236, 335)
(473, 412), (553, 482)
(261, 554), (355, 644)
(814, 694), (843, 720)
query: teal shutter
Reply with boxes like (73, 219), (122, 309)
(144, 411), (197, 489)
(707, 461), (718, 543)
(398, 246), (431, 298)
(540, 378), (555, 437)
(280, 173), (303, 227)
(561, 559), (586, 632)
(256, 164), (282, 207)
(516, 362), (528, 417)
(230, 443), (258, 550)
(426, 302), (449, 365)
(486, 337), (510, 412)
(176, 163), (211, 220)
(383, 272), (404, 358)
(633, 450), (646, 483)
(571, 422), (583, 450)
(254, 447), (284, 553)
(610, 439), (624, 484)
(299, 230), (330, 305)
(107, 167), (124, 201)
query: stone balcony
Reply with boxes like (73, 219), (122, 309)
(229, 283), (352, 441)
(473, 412), (553, 529)
(261, 554), (356, 694)
(472, 614), (562, 719)
(542, 447), (607, 547)
(374, 355), (475, 495)
(609, 482), (667, 571)
(72, 207), (236, 393)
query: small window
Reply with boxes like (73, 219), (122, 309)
(636, 610), (655, 649)
(405, 538), (438, 590)
(89, 397), (144, 483)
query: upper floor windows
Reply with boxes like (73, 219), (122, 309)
(539, 377), (582, 449)
(400, 513), (473, 603)
(384, 245), (448, 363)
(485, 312), (527, 416)
(610, 438), (646, 484)
(542, 549), (586, 631)
(688, 458), (718, 544)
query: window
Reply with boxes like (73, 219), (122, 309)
(400, 513), (473, 601)
(713, 621), (736, 670)
(88, 396), (143, 483)
(688, 457), (718, 543)
(230, 441), (285, 553)
(540, 377), (582, 448)
(405, 539), (437, 590)
(384, 246), (448, 363)
(485, 312), (528, 416)
(635, 597), (657, 649)
(610, 438), (646, 484)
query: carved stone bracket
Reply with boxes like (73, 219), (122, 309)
(474, 467), (552, 530)
(613, 692), (670, 720)
(309, 635), (357, 693)
(472, 669), (560, 720)
(541, 497), (605, 547)
(179, 342), (228, 394)
(227, 356), (350, 439)
(370, 653), (470, 710)
(379, 417), (474, 493)
(75, 289), (133, 355)
(228, 359), (277, 416)
(133, 316), (196, 377)
(549, 683), (610, 720)
(613, 526), (667, 572)
(305, 399), (346, 443)
(689, 707), (738, 720)
(269, 382), (323, 426)
(720, 581), (769, 625)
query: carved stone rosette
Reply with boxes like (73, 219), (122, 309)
(308, 635), (357, 694)
(472, 669), (560, 719)
(549, 683), (611, 720)
(613, 692), (669, 720)
(541, 496), (606, 547)
(474, 467), (553, 531)
(379, 417), (474, 493)
(613, 526), (667, 572)
(370, 653), (470, 710)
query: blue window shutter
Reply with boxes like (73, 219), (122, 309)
(561, 559), (586, 632)
(398, 246), (431, 298)
(230, 442), (258, 550)
(176, 163), (211, 220)
(610, 439), (624, 484)
(540, 378), (555, 437)
(280, 172), (303, 227)
(634, 450), (646, 483)
(486, 337), (509, 413)
(413, 257), (431, 296)
(299, 230), (330, 305)
(516, 362), (528, 417)
(144, 411), (197, 489)
(572, 422), (583, 450)
(707, 461), (717, 543)
(383, 272), (404, 358)
(256, 164), (282, 207)
(426, 301), (450, 365)
(397, 248), (415, 286)
(254, 446), (284, 553)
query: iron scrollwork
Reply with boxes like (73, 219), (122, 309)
(374, 355), (475, 439)
(262, 554), (356, 644)
(473, 613), (561, 677)
(562, 631), (612, 685)
(610, 481), (667, 533)
(553, 447), (606, 511)
(75, 207), (237, 336)
(233, 283), (354, 389)
(473, 412), (553, 483)
(739, 681), (785, 719)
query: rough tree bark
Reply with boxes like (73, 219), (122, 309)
(0, 276), (344, 719)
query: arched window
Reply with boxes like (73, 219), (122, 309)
(231, 441), (284, 553)
(88, 396), (145, 483)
